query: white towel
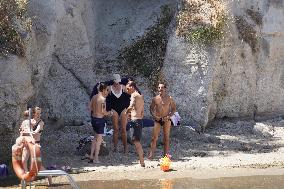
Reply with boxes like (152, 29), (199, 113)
(170, 112), (181, 126)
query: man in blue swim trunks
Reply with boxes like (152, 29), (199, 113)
(89, 83), (113, 163)
(125, 81), (145, 167)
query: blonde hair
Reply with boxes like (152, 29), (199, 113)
(23, 110), (29, 119)
(33, 106), (42, 115)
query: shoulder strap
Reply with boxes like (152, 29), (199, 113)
(33, 119), (42, 131)
(35, 119), (42, 127)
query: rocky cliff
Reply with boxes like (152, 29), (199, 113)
(1, 0), (284, 164)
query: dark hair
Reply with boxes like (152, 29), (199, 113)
(127, 81), (137, 89)
(98, 82), (108, 92)
(158, 82), (167, 88)
(127, 77), (134, 82)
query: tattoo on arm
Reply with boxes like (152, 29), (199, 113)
(101, 102), (106, 113)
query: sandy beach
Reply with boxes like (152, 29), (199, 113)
(4, 117), (284, 188)
(36, 117), (284, 181)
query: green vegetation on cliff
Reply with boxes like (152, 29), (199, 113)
(0, 0), (31, 57)
(117, 5), (174, 92)
(176, 0), (227, 44)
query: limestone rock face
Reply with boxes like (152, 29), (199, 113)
(163, 0), (284, 127)
(213, 0), (284, 120)
(28, 0), (174, 125)
(0, 56), (34, 162)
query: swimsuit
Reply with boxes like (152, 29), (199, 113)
(33, 120), (43, 133)
(155, 118), (165, 126)
(106, 86), (130, 115)
(22, 133), (31, 136)
(129, 119), (143, 141)
(91, 117), (106, 134)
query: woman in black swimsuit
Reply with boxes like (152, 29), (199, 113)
(106, 74), (131, 153)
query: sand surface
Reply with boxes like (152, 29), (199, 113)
(4, 117), (284, 188)
(39, 118), (284, 180)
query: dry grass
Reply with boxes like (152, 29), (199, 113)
(176, 0), (227, 44)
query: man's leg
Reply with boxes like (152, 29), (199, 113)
(112, 110), (119, 151)
(121, 109), (128, 154)
(133, 140), (145, 167)
(148, 122), (161, 159)
(94, 134), (103, 162)
(163, 120), (171, 156)
(89, 134), (96, 161)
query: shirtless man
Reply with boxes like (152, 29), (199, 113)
(148, 83), (176, 159)
(125, 81), (145, 167)
(89, 83), (112, 163)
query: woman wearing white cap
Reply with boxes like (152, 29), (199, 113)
(106, 74), (131, 153)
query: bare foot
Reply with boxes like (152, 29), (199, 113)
(147, 152), (153, 160)
(140, 162), (145, 167)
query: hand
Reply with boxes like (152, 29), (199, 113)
(162, 116), (170, 121)
(154, 116), (161, 121)
(108, 111), (113, 117)
(31, 138), (36, 144)
(127, 113), (131, 121)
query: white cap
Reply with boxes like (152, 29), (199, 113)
(113, 74), (121, 83)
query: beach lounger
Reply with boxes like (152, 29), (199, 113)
(21, 169), (80, 189)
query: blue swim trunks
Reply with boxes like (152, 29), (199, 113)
(91, 117), (106, 134)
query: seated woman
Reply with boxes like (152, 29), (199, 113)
(31, 107), (52, 185)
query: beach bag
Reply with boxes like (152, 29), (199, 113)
(75, 136), (109, 156)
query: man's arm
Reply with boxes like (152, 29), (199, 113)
(141, 101), (144, 118)
(150, 98), (158, 120)
(89, 97), (94, 113)
(126, 94), (135, 114)
(101, 101), (109, 116)
(168, 97), (177, 117)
